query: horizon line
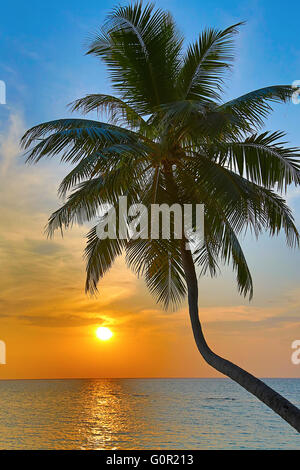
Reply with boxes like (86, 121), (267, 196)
(0, 376), (299, 381)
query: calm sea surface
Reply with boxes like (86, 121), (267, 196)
(0, 378), (299, 449)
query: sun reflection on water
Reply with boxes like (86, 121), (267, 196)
(78, 379), (152, 449)
(1, 379), (300, 449)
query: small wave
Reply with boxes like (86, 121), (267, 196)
(206, 397), (236, 401)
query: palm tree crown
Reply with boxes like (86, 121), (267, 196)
(21, 1), (300, 310)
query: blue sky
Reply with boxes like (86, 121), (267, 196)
(0, 0), (300, 378)
(1, 0), (300, 133)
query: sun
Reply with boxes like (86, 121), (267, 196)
(95, 326), (113, 341)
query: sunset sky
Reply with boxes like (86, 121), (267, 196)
(0, 0), (299, 379)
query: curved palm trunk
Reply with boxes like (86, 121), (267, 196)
(181, 243), (300, 433)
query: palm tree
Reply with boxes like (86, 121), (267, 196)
(21, 2), (300, 432)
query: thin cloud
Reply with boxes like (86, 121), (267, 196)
(16, 314), (105, 328)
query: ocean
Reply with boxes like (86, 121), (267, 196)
(0, 378), (299, 449)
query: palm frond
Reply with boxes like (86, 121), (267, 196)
(85, 224), (127, 294)
(87, 1), (183, 113)
(219, 85), (299, 128)
(21, 118), (142, 164)
(70, 94), (148, 131)
(178, 22), (243, 101)
(218, 131), (300, 191)
(46, 177), (105, 236)
(57, 141), (149, 198)
(194, 213), (254, 299)
(126, 238), (186, 308)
